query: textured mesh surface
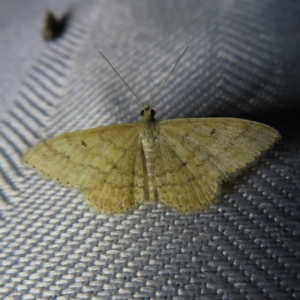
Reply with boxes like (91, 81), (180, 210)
(1, 0), (300, 299)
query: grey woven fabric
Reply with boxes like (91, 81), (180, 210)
(1, 0), (300, 299)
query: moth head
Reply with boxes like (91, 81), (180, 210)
(141, 104), (155, 120)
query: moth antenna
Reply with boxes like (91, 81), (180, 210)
(98, 51), (145, 109)
(153, 46), (189, 102)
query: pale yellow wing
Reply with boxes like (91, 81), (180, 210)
(155, 118), (280, 212)
(22, 124), (145, 214)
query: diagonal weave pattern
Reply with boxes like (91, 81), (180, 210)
(1, 0), (300, 299)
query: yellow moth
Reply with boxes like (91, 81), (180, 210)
(22, 48), (280, 214)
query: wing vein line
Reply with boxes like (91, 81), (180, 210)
(159, 133), (203, 208)
(161, 128), (221, 192)
(185, 133), (239, 173)
(98, 132), (139, 203)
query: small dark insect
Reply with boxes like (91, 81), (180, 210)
(43, 10), (69, 41)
